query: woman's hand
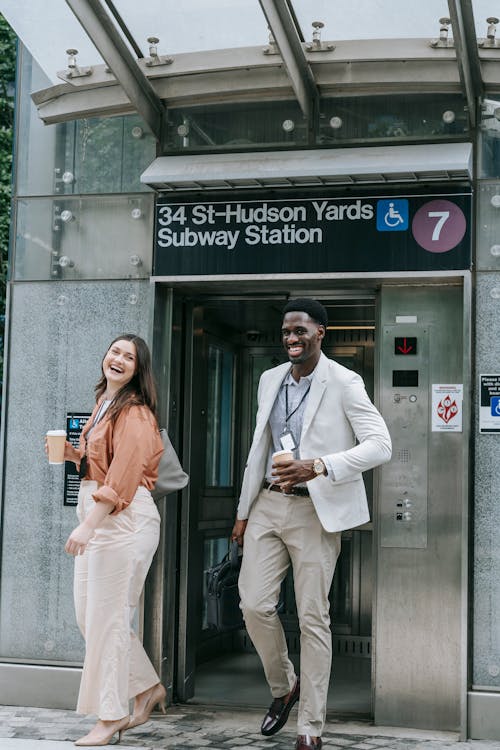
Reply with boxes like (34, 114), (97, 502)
(64, 440), (76, 461)
(64, 523), (95, 556)
(44, 439), (75, 462)
(65, 498), (114, 556)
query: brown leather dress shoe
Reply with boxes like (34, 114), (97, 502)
(295, 735), (322, 750)
(260, 677), (300, 736)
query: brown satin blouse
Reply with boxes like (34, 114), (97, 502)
(67, 400), (164, 513)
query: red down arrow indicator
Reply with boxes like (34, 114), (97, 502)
(394, 337), (417, 355)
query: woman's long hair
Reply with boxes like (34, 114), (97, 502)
(95, 334), (158, 423)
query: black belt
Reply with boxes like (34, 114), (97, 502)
(263, 480), (310, 497)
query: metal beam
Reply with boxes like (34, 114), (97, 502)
(65, 0), (165, 141)
(258, 0), (319, 134)
(448, 0), (484, 127)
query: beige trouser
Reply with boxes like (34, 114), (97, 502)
(74, 481), (161, 719)
(239, 488), (341, 737)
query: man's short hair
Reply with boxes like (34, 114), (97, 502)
(282, 298), (328, 329)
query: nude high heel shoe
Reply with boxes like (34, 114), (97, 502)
(74, 716), (130, 746)
(127, 683), (167, 730)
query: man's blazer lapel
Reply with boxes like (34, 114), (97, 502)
(254, 362), (289, 439)
(301, 353), (329, 439)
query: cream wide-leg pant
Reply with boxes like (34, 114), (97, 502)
(74, 481), (161, 720)
(238, 488), (341, 737)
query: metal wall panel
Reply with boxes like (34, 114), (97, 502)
(374, 283), (467, 731)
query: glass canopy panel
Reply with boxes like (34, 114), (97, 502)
(471, 0), (500, 37)
(110, 0), (269, 55)
(291, 0), (451, 41)
(1, 0), (487, 86)
(0, 0), (105, 84)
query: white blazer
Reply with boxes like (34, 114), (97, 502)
(237, 352), (392, 533)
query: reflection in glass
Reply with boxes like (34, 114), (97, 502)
(16, 49), (155, 197)
(165, 95), (469, 154)
(72, 116), (156, 193)
(476, 182), (500, 271)
(206, 346), (234, 487)
(479, 99), (500, 179)
(14, 195), (154, 281)
(167, 101), (306, 152)
(319, 95), (468, 146)
(202, 536), (230, 630)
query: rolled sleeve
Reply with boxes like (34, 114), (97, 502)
(92, 407), (162, 513)
(92, 483), (120, 508)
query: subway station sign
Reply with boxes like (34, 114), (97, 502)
(154, 191), (471, 276)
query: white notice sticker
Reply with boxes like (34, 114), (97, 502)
(431, 384), (463, 432)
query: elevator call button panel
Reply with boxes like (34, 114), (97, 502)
(379, 326), (429, 549)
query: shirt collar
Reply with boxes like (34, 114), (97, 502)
(283, 366), (316, 387)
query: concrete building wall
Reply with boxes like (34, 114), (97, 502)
(0, 279), (154, 663)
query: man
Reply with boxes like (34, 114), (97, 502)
(231, 299), (391, 750)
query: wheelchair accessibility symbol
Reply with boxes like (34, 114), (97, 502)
(491, 396), (500, 417)
(376, 199), (409, 232)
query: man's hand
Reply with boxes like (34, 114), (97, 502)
(231, 518), (248, 547)
(272, 458), (316, 493)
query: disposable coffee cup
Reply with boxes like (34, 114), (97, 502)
(272, 449), (294, 464)
(46, 430), (66, 465)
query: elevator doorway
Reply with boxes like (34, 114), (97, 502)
(174, 293), (377, 717)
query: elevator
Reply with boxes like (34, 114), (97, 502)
(148, 278), (469, 732)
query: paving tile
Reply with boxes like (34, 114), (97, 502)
(221, 739), (256, 746)
(324, 740), (358, 746)
(1, 705), (499, 750)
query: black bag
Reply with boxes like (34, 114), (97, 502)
(206, 541), (244, 632)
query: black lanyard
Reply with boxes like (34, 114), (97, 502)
(284, 382), (311, 425)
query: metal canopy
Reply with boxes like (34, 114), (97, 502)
(65, 0), (166, 141)
(258, 0), (319, 136)
(1, 0), (498, 141)
(140, 143), (473, 191)
(448, 0), (484, 126)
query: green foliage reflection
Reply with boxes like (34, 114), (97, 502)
(0, 14), (16, 388)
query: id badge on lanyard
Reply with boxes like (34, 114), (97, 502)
(280, 428), (297, 452)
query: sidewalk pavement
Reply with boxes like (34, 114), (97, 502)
(0, 703), (499, 750)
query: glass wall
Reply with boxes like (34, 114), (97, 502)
(319, 94), (468, 146)
(14, 195), (153, 281)
(167, 101), (307, 152)
(165, 94), (469, 154)
(16, 48), (156, 198)
(479, 97), (500, 180)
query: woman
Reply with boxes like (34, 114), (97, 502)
(59, 335), (166, 746)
